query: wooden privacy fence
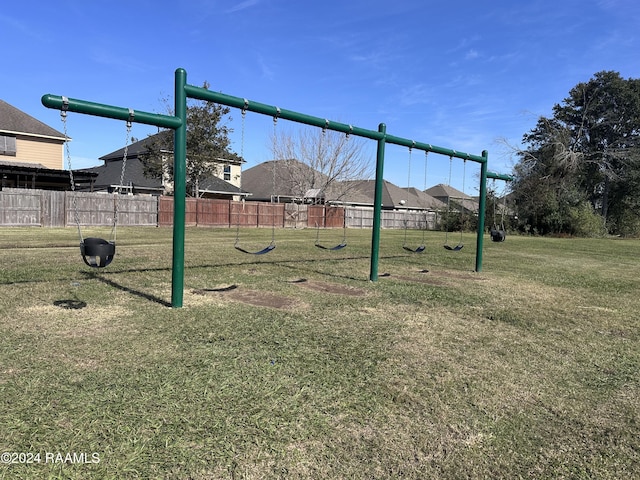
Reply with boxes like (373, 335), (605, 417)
(0, 190), (42, 226)
(381, 210), (438, 230)
(1, 190), (442, 230)
(307, 205), (345, 228)
(284, 203), (307, 228)
(67, 192), (157, 226)
(158, 198), (285, 228)
(0, 189), (157, 227)
(159, 197), (198, 226)
(346, 207), (374, 229)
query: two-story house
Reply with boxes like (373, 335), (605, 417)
(0, 99), (96, 190)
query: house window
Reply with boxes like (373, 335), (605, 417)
(223, 165), (231, 181)
(0, 135), (17, 156)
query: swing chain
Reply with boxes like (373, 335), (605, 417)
(117, 109), (134, 195)
(458, 159), (467, 234)
(234, 102), (248, 247)
(238, 100), (248, 207)
(60, 97), (82, 238)
(111, 109), (134, 242)
(423, 151), (429, 192)
(271, 108), (280, 203)
(61, 97), (74, 191)
(492, 179), (497, 227)
(241, 98), (248, 163)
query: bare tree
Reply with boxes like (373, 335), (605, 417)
(270, 127), (372, 203)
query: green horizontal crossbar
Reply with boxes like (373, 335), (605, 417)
(41, 94), (182, 130)
(183, 84), (486, 164)
(487, 171), (514, 182)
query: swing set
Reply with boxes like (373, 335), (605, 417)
(43, 67), (504, 308)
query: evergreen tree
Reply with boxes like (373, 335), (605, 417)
(140, 82), (242, 197)
(513, 71), (640, 235)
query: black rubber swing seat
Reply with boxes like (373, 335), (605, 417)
(315, 241), (347, 251)
(80, 237), (116, 268)
(403, 245), (426, 253)
(490, 229), (506, 242)
(444, 244), (464, 251)
(234, 243), (276, 255)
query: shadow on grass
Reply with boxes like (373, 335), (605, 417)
(0, 253), (423, 287)
(99, 254), (414, 283)
(81, 271), (173, 308)
(53, 299), (87, 310)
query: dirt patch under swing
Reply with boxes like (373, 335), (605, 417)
(286, 278), (368, 297)
(192, 285), (300, 310)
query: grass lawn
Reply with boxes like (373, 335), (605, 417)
(0, 226), (639, 479)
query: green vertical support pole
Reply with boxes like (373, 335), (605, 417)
(369, 123), (386, 281)
(475, 150), (489, 273)
(172, 68), (188, 308)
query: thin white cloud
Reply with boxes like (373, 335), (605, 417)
(348, 49), (396, 69)
(0, 14), (45, 41)
(226, 0), (260, 14)
(447, 35), (482, 54)
(596, 0), (638, 10)
(91, 48), (151, 73)
(257, 54), (275, 80)
(465, 49), (480, 60)
(398, 83), (436, 106)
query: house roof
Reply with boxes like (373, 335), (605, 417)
(337, 180), (446, 209)
(0, 99), (65, 140)
(399, 186), (446, 210)
(241, 159), (450, 209)
(0, 160), (97, 188)
(424, 183), (479, 213)
(199, 175), (245, 195)
(100, 131), (244, 168)
(83, 157), (245, 195)
(331, 180), (383, 206)
(242, 159), (329, 200)
(0, 160), (48, 170)
(424, 183), (471, 200)
(81, 158), (163, 191)
(100, 131), (170, 161)
(95, 131), (245, 195)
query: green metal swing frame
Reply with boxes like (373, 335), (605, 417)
(43, 68), (508, 308)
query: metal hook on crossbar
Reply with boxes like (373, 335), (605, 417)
(126, 108), (135, 128)
(60, 96), (69, 118)
(322, 119), (330, 135)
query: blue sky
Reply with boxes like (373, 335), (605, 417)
(2, 0), (639, 194)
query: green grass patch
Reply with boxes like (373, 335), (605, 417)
(0, 227), (639, 478)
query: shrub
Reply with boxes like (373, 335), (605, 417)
(567, 202), (606, 237)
